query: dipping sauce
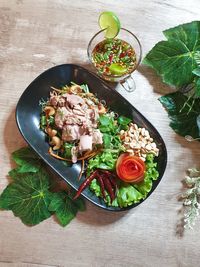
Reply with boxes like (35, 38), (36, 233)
(91, 38), (137, 77)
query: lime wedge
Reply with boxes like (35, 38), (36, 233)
(109, 63), (127, 76)
(98, 11), (121, 38)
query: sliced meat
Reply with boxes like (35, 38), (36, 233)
(50, 94), (66, 107)
(73, 105), (85, 116)
(62, 93), (84, 107)
(55, 107), (73, 128)
(50, 95), (58, 106)
(79, 135), (93, 152)
(62, 125), (82, 141)
(92, 129), (103, 144)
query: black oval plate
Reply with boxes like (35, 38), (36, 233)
(16, 64), (167, 211)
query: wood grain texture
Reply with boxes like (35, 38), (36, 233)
(0, 0), (200, 266)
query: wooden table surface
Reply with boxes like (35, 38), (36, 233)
(1, 1), (200, 266)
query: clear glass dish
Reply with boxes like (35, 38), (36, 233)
(87, 28), (142, 92)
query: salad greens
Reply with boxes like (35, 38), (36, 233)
(143, 21), (200, 140)
(0, 147), (85, 226)
(87, 112), (160, 208)
(90, 154), (159, 208)
(87, 113), (128, 174)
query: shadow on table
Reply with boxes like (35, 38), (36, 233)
(76, 202), (133, 226)
(4, 107), (26, 167)
(137, 64), (174, 95)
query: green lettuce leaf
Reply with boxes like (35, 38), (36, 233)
(48, 191), (85, 227)
(87, 152), (118, 174)
(0, 170), (52, 225)
(89, 154), (159, 208)
(90, 179), (101, 197)
(159, 92), (200, 138)
(134, 154), (159, 198)
(143, 21), (200, 87)
(117, 183), (143, 208)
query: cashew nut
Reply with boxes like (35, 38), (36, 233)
(44, 106), (55, 116)
(70, 85), (82, 94)
(98, 104), (106, 114)
(50, 136), (61, 150)
(45, 127), (57, 137)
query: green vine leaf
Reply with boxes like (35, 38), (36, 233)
(12, 147), (42, 173)
(48, 192), (85, 227)
(159, 92), (200, 139)
(0, 146), (86, 227)
(0, 170), (53, 225)
(194, 77), (200, 97)
(143, 21), (200, 87)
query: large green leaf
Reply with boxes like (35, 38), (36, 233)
(143, 21), (200, 87)
(0, 170), (52, 225)
(48, 191), (85, 227)
(12, 147), (42, 173)
(159, 92), (200, 139)
(194, 77), (200, 97)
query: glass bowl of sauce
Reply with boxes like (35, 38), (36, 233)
(87, 28), (142, 91)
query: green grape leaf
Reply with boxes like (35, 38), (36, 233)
(0, 170), (52, 225)
(12, 147), (42, 173)
(143, 21), (200, 87)
(48, 192), (85, 227)
(194, 77), (200, 97)
(159, 92), (200, 139)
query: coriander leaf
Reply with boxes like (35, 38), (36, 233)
(159, 92), (200, 139)
(99, 114), (118, 134)
(143, 21), (200, 87)
(0, 170), (52, 225)
(48, 192), (83, 227)
(99, 115), (112, 126)
(102, 133), (112, 148)
(117, 116), (132, 127)
(63, 142), (74, 158)
(12, 147), (42, 173)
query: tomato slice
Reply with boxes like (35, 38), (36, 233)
(116, 153), (146, 183)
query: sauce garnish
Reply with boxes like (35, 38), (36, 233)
(92, 38), (137, 77)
